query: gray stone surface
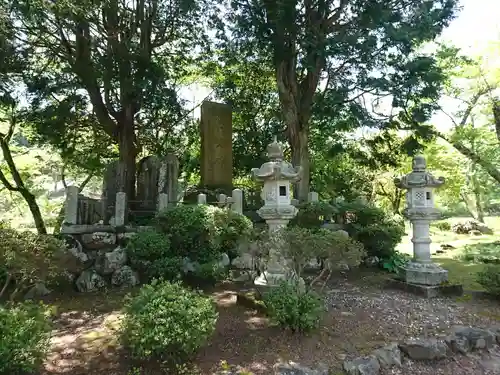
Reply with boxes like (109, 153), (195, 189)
(372, 342), (402, 368)
(452, 325), (496, 350)
(24, 282), (51, 300)
(273, 362), (328, 375)
(219, 252), (230, 267)
(76, 269), (106, 292)
(343, 356), (380, 375)
(399, 261), (448, 286)
(445, 334), (470, 354)
(94, 246), (127, 275)
(399, 338), (450, 360)
(81, 232), (116, 249)
(111, 265), (139, 287)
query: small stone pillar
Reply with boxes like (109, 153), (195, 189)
(64, 186), (79, 225)
(394, 155), (446, 285)
(231, 188), (243, 214)
(251, 136), (303, 286)
(197, 193), (207, 205)
(157, 193), (169, 212)
(114, 192), (127, 226)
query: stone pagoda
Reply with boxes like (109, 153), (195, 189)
(251, 136), (303, 286)
(394, 155), (448, 286)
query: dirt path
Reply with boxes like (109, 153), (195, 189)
(40, 279), (500, 375)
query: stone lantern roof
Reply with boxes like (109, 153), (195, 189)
(251, 136), (303, 182)
(394, 155), (445, 189)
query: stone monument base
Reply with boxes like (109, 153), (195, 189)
(399, 261), (449, 285)
(386, 278), (463, 298)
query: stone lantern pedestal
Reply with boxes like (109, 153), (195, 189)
(389, 155), (463, 297)
(251, 137), (303, 286)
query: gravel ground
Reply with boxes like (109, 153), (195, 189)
(41, 280), (500, 374)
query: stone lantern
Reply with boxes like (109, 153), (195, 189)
(394, 155), (447, 286)
(251, 136), (303, 285)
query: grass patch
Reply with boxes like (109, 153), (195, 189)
(434, 257), (486, 291)
(458, 242), (500, 264)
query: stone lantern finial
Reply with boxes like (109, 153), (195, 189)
(412, 154), (426, 172)
(267, 136), (283, 161)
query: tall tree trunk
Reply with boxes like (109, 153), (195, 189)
(20, 190), (46, 234)
(436, 133), (500, 184)
(289, 129), (309, 202)
(0, 134), (47, 234)
(471, 164), (485, 223)
(117, 114), (137, 200)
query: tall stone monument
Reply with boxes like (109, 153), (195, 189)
(251, 136), (303, 286)
(394, 155), (447, 286)
(200, 101), (233, 191)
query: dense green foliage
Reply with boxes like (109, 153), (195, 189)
(263, 281), (324, 333)
(337, 202), (405, 259)
(0, 302), (52, 374)
(155, 205), (252, 263)
(0, 228), (65, 299)
(476, 265), (500, 295)
(120, 280), (218, 361)
(126, 230), (180, 282)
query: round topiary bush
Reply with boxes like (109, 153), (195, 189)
(126, 230), (180, 282)
(120, 280), (218, 361)
(477, 265), (500, 295)
(0, 302), (52, 374)
(263, 281), (324, 333)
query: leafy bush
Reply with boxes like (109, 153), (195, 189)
(210, 208), (253, 260)
(155, 205), (252, 263)
(254, 227), (365, 287)
(459, 242), (500, 264)
(334, 201), (404, 259)
(263, 281), (323, 332)
(0, 302), (52, 374)
(382, 251), (411, 274)
(476, 265), (500, 295)
(433, 220), (451, 232)
(120, 280), (218, 361)
(126, 230), (181, 282)
(0, 229), (65, 299)
(289, 202), (337, 230)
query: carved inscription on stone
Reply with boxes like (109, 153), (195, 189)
(200, 101), (233, 189)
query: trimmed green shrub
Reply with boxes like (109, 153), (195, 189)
(210, 208), (253, 259)
(263, 281), (324, 332)
(126, 230), (181, 282)
(0, 302), (52, 374)
(335, 201), (404, 259)
(155, 205), (252, 263)
(477, 265), (500, 295)
(120, 280), (218, 361)
(289, 202), (337, 230)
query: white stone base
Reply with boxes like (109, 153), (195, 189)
(399, 261), (448, 286)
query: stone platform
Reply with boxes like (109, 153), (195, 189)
(386, 278), (463, 298)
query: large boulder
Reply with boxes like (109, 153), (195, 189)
(343, 356), (380, 375)
(24, 282), (51, 300)
(372, 343), (402, 368)
(451, 326), (496, 350)
(399, 338), (449, 360)
(111, 265), (139, 287)
(273, 362), (329, 375)
(76, 269), (106, 292)
(94, 246), (127, 275)
(452, 220), (493, 235)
